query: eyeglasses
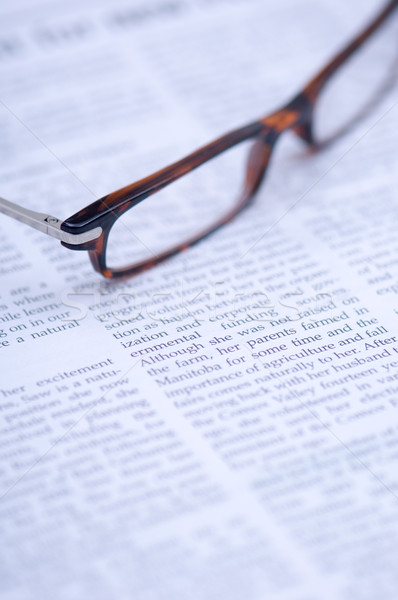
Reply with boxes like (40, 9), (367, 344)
(1, 1), (397, 279)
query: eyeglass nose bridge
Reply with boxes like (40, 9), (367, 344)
(260, 93), (316, 147)
(246, 93), (316, 196)
(286, 93), (316, 147)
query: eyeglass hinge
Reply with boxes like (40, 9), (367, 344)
(0, 197), (102, 245)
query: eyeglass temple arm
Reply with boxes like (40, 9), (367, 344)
(0, 196), (102, 245)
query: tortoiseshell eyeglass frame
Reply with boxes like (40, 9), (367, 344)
(0, 0), (397, 279)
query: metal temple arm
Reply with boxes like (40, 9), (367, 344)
(0, 197), (101, 245)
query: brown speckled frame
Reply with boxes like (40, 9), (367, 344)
(4, 1), (397, 279)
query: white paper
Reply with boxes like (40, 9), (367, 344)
(1, 1), (398, 599)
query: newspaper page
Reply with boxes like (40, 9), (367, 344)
(1, 0), (398, 598)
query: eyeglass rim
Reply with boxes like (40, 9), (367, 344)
(59, 0), (398, 279)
